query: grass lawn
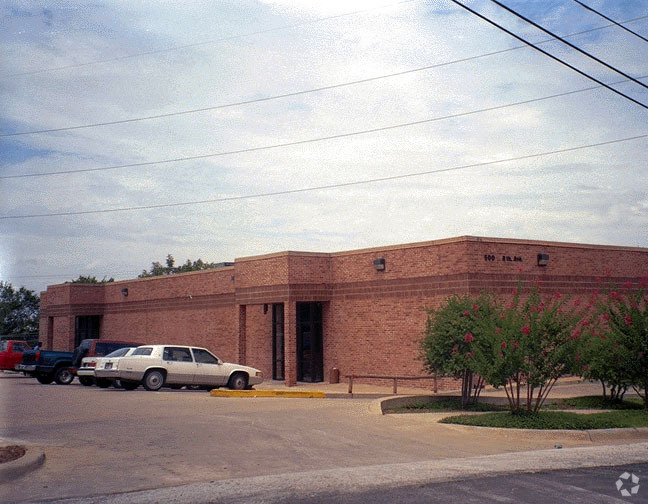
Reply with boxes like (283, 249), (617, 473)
(385, 396), (507, 413)
(544, 395), (645, 410)
(440, 409), (648, 430)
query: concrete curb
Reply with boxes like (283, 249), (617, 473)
(0, 446), (46, 483)
(210, 389), (326, 398)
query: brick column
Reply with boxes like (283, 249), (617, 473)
(237, 305), (247, 365)
(284, 301), (297, 386)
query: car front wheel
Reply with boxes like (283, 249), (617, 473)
(228, 372), (247, 390)
(54, 367), (74, 385)
(143, 370), (165, 391)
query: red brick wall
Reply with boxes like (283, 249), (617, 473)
(39, 236), (648, 391)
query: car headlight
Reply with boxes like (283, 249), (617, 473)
(255, 372), (263, 377)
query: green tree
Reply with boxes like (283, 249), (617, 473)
(475, 282), (584, 412)
(421, 293), (497, 408)
(138, 254), (221, 278)
(0, 281), (40, 336)
(579, 280), (648, 406)
(69, 275), (114, 284)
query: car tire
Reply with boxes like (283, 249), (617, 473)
(143, 370), (165, 391)
(228, 372), (247, 390)
(36, 373), (54, 385)
(96, 378), (111, 388)
(54, 367), (74, 385)
(121, 381), (139, 390)
(79, 376), (94, 386)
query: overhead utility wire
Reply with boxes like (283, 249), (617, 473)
(448, 0), (647, 110)
(2, 133), (645, 220)
(571, 0), (648, 43)
(489, 0), (648, 91)
(2, 0), (416, 79)
(3, 77), (645, 181)
(3, 17), (647, 138)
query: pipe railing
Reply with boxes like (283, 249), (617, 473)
(345, 373), (438, 394)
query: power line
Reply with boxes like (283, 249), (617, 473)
(571, 0), (648, 44)
(1, 0), (416, 79)
(448, 0), (648, 110)
(489, 0), (648, 91)
(4, 79), (645, 180)
(3, 16), (648, 138)
(2, 133), (645, 220)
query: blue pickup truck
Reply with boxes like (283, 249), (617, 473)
(18, 349), (74, 384)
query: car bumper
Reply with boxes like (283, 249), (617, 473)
(17, 364), (36, 372)
(76, 368), (96, 377)
(95, 369), (119, 380)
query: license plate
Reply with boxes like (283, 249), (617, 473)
(104, 363), (112, 369)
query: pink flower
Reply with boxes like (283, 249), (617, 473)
(574, 299), (581, 307)
(571, 330), (581, 340)
(500, 341), (507, 349)
(512, 288), (519, 296)
(472, 303), (479, 311)
(555, 292), (562, 299)
(602, 313), (610, 321)
(583, 365), (589, 372)
(574, 354), (580, 361)
(495, 327), (502, 334)
(625, 281), (632, 289)
(499, 351), (504, 357)
(521, 325), (531, 335)
(464, 332), (474, 343)
(611, 291), (619, 300)
(464, 352), (474, 359)
(451, 345), (458, 355)
(625, 315), (632, 326)
(518, 267), (523, 274)
(581, 319), (590, 327)
(601, 334), (607, 340)
(462, 310), (470, 317)
(513, 341), (519, 350)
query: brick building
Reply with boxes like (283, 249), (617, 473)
(39, 236), (648, 387)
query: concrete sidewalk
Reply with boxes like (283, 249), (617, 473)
(251, 376), (608, 399)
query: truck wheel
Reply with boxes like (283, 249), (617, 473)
(143, 370), (165, 391)
(37, 373), (54, 385)
(96, 378), (111, 388)
(227, 372), (247, 390)
(79, 376), (94, 386)
(54, 367), (74, 385)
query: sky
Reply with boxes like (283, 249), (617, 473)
(1, 0), (646, 294)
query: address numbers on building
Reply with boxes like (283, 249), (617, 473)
(484, 255), (522, 262)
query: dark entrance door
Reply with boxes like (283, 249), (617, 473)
(297, 302), (323, 382)
(74, 315), (101, 347)
(272, 303), (285, 381)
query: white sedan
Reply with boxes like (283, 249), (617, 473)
(113, 345), (264, 391)
(77, 346), (138, 387)
(93, 347), (139, 388)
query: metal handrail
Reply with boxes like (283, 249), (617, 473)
(345, 373), (437, 394)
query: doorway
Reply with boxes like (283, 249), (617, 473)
(272, 304), (285, 380)
(297, 302), (323, 382)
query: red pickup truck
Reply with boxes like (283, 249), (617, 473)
(0, 340), (32, 371)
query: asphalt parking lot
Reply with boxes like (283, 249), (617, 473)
(2, 374), (648, 503)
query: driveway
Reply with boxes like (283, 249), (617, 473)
(2, 375), (646, 502)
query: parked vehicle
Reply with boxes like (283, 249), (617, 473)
(18, 349), (74, 384)
(70, 339), (143, 384)
(0, 340), (32, 371)
(78, 346), (138, 387)
(114, 345), (264, 391)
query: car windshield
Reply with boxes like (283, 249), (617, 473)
(104, 347), (134, 358)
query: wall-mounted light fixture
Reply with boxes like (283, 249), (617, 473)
(121, 287), (129, 297)
(537, 253), (549, 267)
(373, 258), (386, 271)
